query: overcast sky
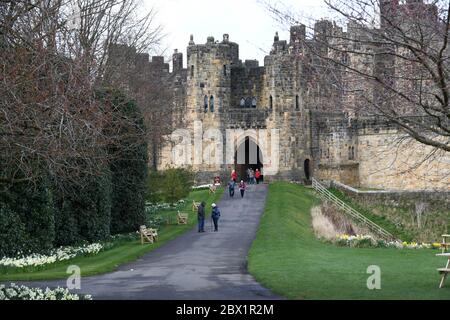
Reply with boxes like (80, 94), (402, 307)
(145, 0), (331, 70)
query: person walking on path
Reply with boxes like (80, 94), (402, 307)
(239, 180), (247, 198)
(246, 168), (251, 184)
(231, 169), (237, 182)
(255, 169), (261, 184)
(211, 203), (221, 232)
(228, 179), (235, 197)
(197, 201), (206, 233)
(249, 169), (254, 185)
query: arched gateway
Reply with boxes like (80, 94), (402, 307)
(234, 137), (264, 182)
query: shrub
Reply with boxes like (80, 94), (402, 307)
(96, 89), (149, 234)
(147, 168), (194, 204)
(161, 168), (194, 203)
(110, 152), (148, 234)
(353, 237), (373, 248)
(147, 170), (164, 203)
(77, 173), (112, 242)
(146, 215), (165, 230)
(0, 205), (27, 257)
(54, 172), (112, 245)
(0, 178), (55, 256)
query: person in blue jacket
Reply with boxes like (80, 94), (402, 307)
(211, 203), (221, 232)
(228, 179), (235, 197)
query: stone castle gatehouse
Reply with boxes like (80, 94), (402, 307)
(109, 7), (450, 191)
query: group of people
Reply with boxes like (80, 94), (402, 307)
(197, 201), (221, 233)
(228, 168), (261, 199)
(246, 168), (261, 185)
(227, 178), (246, 199)
(197, 168), (262, 234)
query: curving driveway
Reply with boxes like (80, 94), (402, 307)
(20, 184), (280, 300)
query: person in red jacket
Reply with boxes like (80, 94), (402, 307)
(255, 169), (261, 184)
(239, 180), (246, 198)
(231, 169), (237, 182)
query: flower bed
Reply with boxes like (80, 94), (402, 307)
(334, 234), (442, 249)
(0, 283), (92, 300)
(145, 199), (187, 228)
(192, 184), (212, 190)
(145, 199), (186, 214)
(0, 243), (103, 269)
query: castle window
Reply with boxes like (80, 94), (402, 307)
(252, 97), (257, 108)
(191, 65), (194, 77)
(295, 95), (299, 110)
(348, 146), (355, 160)
(209, 96), (214, 112)
(204, 95), (208, 112)
(223, 65), (227, 76)
(341, 53), (349, 65)
(245, 97), (252, 108)
(240, 98), (245, 108)
(269, 95), (273, 109)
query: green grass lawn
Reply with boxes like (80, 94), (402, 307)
(0, 188), (223, 281)
(248, 182), (450, 300)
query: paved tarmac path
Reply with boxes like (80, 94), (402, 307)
(18, 183), (281, 300)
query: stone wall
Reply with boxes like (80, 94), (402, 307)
(230, 64), (265, 109)
(356, 119), (450, 191)
(311, 112), (359, 185)
(332, 180), (450, 211)
(110, 22), (449, 191)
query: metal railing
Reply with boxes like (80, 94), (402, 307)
(311, 178), (396, 241)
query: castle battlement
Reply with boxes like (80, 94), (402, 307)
(106, 8), (450, 191)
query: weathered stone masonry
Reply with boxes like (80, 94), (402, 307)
(110, 16), (450, 191)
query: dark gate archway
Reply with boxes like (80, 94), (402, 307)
(304, 159), (311, 181)
(234, 137), (263, 182)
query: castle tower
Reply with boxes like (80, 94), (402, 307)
(380, 0), (399, 28)
(263, 29), (308, 180)
(172, 49), (183, 73)
(186, 34), (238, 117)
(290, 24), (306, 54)
(185, 34), (239, 174)
(313, 19), (333, 55)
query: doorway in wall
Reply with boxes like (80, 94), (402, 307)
(234, 137), (263, 182)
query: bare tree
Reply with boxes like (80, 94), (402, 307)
(0, 0), (164, 189)
(104, 45), (175, 171)
(261, 0), (450, 154)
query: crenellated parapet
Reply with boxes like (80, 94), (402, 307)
(106, 12), (449, 190)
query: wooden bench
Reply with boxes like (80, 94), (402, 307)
(192, 200), (200, 212)
(436, 253), (450, 288)
(440, 234), (450, 254)
(177, 211), (188, 225)
(139, 225), (158, 245)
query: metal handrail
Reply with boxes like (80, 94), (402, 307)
(311, 178), (396, 241)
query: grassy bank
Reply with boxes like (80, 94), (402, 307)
(0, 188), (223, 281)
(329, 188), (448, 242)
(248, 182), (450, 299)
(328, 188), (413, 241)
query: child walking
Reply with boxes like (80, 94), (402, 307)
(239, 180), (246, 198)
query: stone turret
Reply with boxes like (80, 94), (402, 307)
(380, 0), (399, 28)
(172, 49), (183, 73)
(271, 32), (287, 55)
(290, 25), (306, 44)
(189, 34), (195, 46)
(186, 34), (239, 125)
